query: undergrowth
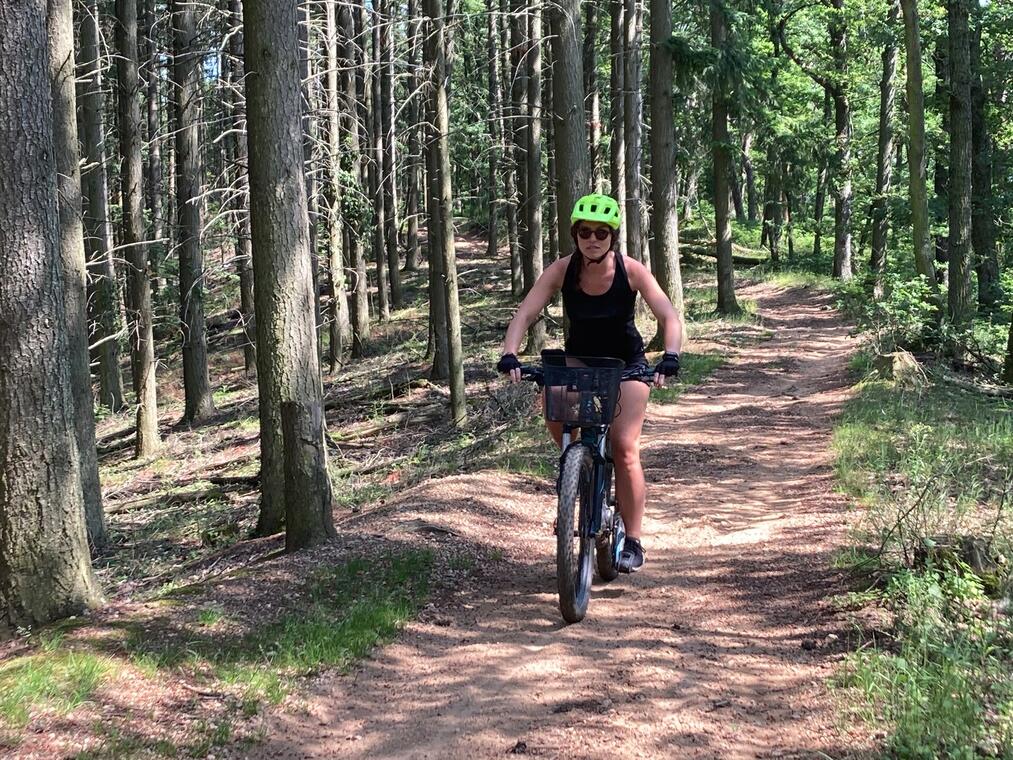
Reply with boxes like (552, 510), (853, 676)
(832, 357), (1013, 756)
(124, 548), (433, 713)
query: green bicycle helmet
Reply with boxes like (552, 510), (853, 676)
(570, 193), (621, 230)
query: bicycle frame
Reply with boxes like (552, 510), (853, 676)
(560, 422), (612, 539)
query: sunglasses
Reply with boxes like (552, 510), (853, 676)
(577, 227), (612, 241)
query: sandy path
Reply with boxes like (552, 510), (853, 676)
(237, 283), (874, 759)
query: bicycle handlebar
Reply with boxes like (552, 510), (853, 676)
(518, 363), (654, 386)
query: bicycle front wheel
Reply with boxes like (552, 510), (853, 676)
(557, 444), (594, 624)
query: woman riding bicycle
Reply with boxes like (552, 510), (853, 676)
(496, 193), (683, 572)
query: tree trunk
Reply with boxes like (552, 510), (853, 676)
(524, 0), (545, 353)
(1004, 319), (1013, 385)
(742, 132), (758, 223)
(510, 0), (530, 290)
(763, 155), (782, 266)
(712, 1), (739, 314)
(549, 0), (592, 258)
(933, 37), (950, 285)
(544, 23), (560, 265)
(830, 0), (853, 280)
(172, 0), (215, 424)
(969, 17), (999, 309)
(143, 0), (163, 290)
(730, 158), (745, 223)
(583, 2), (602, 190)
(299, 3), (322, 345)
(500, 0), (521, 295)
(116, 0), (161, 457)
(870, 0), (900, 297)
(325, 0), (351, 370)
(49, 0), (105, 547)
(380, 0), (403, 308)
(648, 0), (682, 323)
(811, 91), (831, 262)
(623, 0), (644, 265)
(226, 0), (257, 374)
(369, 14), (390, 322)
(423, 0), (467, 425)
(899, 0), (940, 290)
(486, 0), (501, 260)
(344, 2), (370, 357)
(947, 0), (974, 331)
(244, 0), (336, 548)
(609, 0), (626, 255)
(78, 0), (127, 413)
(404, 0), (422, 271)
(0, 0), (102, 626)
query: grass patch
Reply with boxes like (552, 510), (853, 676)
(124, 549), (433, 711)
(831, 363), (1013, 755)
(0, 643), (114, 729)
(654, 352), (725, 404)
(836, 565), (1013, 757)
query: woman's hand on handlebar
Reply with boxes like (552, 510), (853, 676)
(496, 352), (522, 384)
(652, 352), (680, 388)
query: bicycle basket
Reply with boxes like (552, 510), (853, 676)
(541, 351), (625, 426)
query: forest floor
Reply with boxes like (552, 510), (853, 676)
(228, 281), (877, 759)
(1, 235), (881, 759)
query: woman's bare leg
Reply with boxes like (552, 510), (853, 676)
(609, 380), (650, 538)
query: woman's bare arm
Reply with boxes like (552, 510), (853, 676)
(501, 256), (569, 356)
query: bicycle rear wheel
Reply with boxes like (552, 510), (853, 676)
(557, 444), (594, 624)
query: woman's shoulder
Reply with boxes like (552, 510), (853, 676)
(550, 253), (576, 276)
(620, 254), (649, 287)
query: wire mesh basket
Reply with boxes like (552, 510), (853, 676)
(541, 351), (625, 426)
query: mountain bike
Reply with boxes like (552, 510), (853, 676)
(520, 350), (653, 624)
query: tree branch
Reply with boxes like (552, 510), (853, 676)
(777, 2), (836, 93)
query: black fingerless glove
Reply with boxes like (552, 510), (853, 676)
(496, 353), (521, 374)
(654, 351), (680, 378)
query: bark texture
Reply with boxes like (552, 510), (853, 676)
(172, 0), (215, 423)
(49, 0), (105, 546)
(78, 0), (127, 413)
(226, 0), (257, 374)
(423, 0), (467, 425)
(343, 2), (369, 357)
(244, 0), (335, 545)
(969, 18), (999, 309)
(609, 0), (626, 255)
(899, 0), (940, 290)
(0, 0), (101, 627)
(116, 0), (161, 457)
(325, 0), (351, 369)
(947, 0), (974, 330)
(524, 2), (545, 353)
(548, 0), (591, 250)
(711, 0), (739, 314)
(623, 0), (644, 264)
(869, 0), (900, 296)
(379, 0), (402, 309)
(648, 0), (682, 319)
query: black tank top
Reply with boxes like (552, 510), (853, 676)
(562, 251), (646, 366)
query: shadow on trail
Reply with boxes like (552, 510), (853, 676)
(248, 470), (857, 758)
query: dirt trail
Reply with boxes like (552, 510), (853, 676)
(239, 282), (875, 759)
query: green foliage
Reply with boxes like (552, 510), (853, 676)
(837, 274), (939, 353)
(0, 643), (113, 729)
(125, 550), (433, 711)
(653, 353), (726, 404)
(833, 353), (1013, 755)
(839, 564), (1013, 757)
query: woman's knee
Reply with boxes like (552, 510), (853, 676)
(611, 434), (640, 469)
